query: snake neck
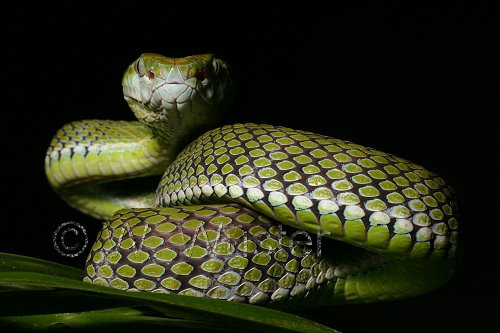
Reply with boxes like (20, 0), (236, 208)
(45, 96), (229, 220)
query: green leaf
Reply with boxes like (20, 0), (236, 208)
(0, 306), (227, 331)
(0, 264), (333, 332)
(0, 290), (136, 316)
(0, 252), (84, 280)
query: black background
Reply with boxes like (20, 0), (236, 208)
(2, 2), (498, 332)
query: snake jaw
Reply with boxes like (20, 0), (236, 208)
(156, 82), (196, 109)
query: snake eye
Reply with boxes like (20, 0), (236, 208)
(135, 59), (145, 76)
(211, 58), (220, 75)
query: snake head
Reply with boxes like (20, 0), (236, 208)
(122, 53), (231, 140)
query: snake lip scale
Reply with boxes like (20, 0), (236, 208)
(45, 53), (459, 308)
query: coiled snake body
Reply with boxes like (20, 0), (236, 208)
(45, 54), (458, 307)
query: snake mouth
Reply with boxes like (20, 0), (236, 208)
(123, 85), (196, 129)
(150, 82), (198, 111)
(124, 81), (220, 131)
(125, 81), (210, 117)
(141, 80), (216, 112)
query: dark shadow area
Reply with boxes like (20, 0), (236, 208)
(1, 2), (497, 332)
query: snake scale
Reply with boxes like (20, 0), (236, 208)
(45, 54), (458, 308)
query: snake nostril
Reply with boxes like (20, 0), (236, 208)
(195, 70), (206, 82)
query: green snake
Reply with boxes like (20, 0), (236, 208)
(45, 53), (458, 308)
